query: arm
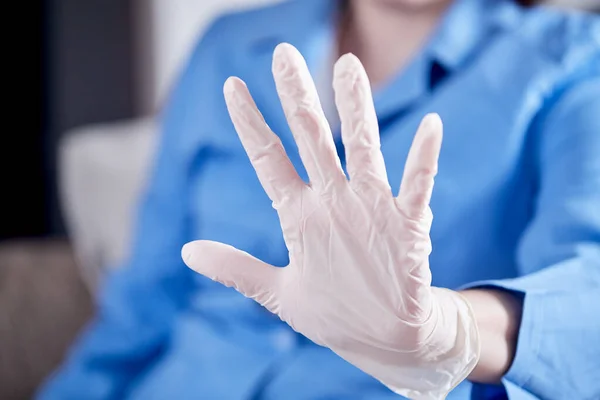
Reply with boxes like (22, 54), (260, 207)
(37, 19), (227, 400)
(463, 74), (600, 399)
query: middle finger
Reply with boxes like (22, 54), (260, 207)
(272, 43), (346, 194)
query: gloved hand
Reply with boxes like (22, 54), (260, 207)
(182, 43), (480, 399)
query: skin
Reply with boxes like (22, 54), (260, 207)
(339, 0), (454, 88)
(343, 0), (524, 384)
(461, 289), (523, 383)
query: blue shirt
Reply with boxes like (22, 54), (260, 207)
(39, 0), (600, 399)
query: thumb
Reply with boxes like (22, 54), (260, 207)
(182, 240), (283, 311)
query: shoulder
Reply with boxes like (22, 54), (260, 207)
(194, 0), (308, 55)
(516, 7), (599, 112)
(482, 4), (599, 118)
(170, 1), (306, 99)
(511, 9), (600, 154)
(178, 0), (314, 89)
(164, 1), (315, 149)
(505, 4), (599, 69)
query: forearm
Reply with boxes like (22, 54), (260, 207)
(460, 289), (523, 384)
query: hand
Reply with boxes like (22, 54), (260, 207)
(182, 43), (479, 399)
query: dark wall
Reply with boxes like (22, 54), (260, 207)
(0, 0), (136, 239)
(47, 0), (137, 234)
(0, 3), (47, 240)
(48, 0), (135, 134)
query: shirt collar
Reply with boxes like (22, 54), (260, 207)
(243, 0), (525, 124)
(246, 0), (523, 73)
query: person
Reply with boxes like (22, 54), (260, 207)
(39, 0), (600, 399)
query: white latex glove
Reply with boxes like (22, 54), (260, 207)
(182, 43), (479, 399)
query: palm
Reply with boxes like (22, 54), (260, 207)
(278, 180), (434, 351)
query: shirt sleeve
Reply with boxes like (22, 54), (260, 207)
(466, 72), (600, 399)
(36, 17), (228, 400)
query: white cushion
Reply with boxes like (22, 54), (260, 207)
(59, 117), (158, 291)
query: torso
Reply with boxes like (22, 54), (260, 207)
(126, 0), (599, 398)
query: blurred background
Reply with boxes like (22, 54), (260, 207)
(1, 1), (279, 398)
(0, 0), (597, 399)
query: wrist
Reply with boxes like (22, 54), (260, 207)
(427, 288), (481, 386)
(460, 288), (523, 384)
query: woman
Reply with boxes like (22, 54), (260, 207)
(40, 0), (599, 399)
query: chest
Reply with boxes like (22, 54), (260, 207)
(187, 49), (542, 284)
(195, 98), (528, 246)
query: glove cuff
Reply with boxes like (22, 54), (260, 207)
(387, 288), (480, 400)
